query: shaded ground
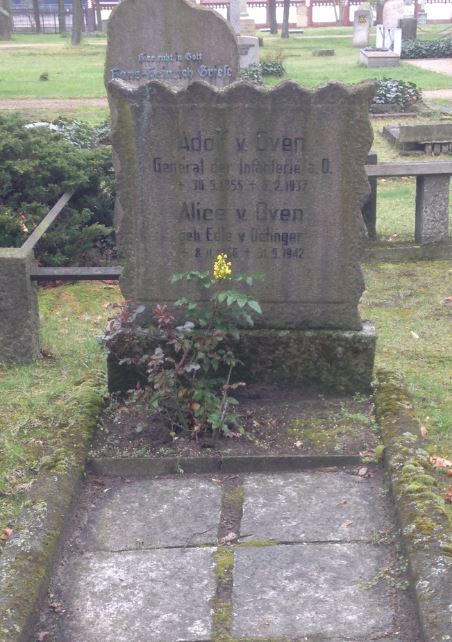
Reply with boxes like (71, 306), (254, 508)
(32, 467), (422, 642)
(93, 387), (380, 459)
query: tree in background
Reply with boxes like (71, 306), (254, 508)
(268, 0), (277, 34)
(0, 0), (13, 40)
(58, 0), (66, 33)
(32, 0), (41, 33)
(281, 0), (290, 37)
(71, 0), (83, 44)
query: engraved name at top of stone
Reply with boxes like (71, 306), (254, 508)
(105, 0), (239, 89)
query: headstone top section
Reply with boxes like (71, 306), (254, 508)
(110, 79), (375, 331)
(105, 0), (239, 91)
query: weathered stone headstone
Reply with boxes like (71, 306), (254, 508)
(0, 0), (13, 40)
(106, 0), (376, 391)
(229, 0), (241, 35)
(383, 0), (404, 28)
(109, 80), (375, 332)
(105, 0), (239, 89)
(353, 9), (371, 48)
(399, 16), (417, 40)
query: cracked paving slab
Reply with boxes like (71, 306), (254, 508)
(232, 543), (397, 639)
(55, 547), (216, 642)
(84, 477), (222, 550)
(240, 471), (389, 542)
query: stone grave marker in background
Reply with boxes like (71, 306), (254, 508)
(353, 9), (371, 48)
(106, 0), (376, 391)
(105, 0), (239, 89)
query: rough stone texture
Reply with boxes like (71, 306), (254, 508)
(0, 0), (13, 40)
(107, 322), (377, 393)
(57, 548), (216, 642)
(110, 80), (375, 331)
(85, 478), (222, 550)
(398, 123), (452, 144)
(232, 544), (395, 639)
(241, 471), (388, 541)
(415, 175), (450, 244)
(105, 0), (239, 90)
(353, 9), (371, 48)
(0, 248), (40, 362)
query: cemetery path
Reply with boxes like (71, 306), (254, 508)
(0, 98), (108, 111)
(31, 466), (423, 642)
(405, 57), (452, 77)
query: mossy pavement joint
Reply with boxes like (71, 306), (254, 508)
(0, 374), (105, 642)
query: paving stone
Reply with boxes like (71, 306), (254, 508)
(85, 478), (222, 550)
(57, 547), (216, 642)
(241, 471), (388, 541)
(232, 543), (395, 639)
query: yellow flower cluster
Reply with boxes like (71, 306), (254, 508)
(213, 253), (232, 281)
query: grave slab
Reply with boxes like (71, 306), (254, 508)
(232, 543), (395, 639)
(85, 478), (221, 550)
(240, 471), (389, 541)
(57, 548), (216, 642)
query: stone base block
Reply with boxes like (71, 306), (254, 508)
(238, 35), (259, 68)
(0, 248), (40, 363)
(359, 49), (400, 67)
(107, 322), (376, 394)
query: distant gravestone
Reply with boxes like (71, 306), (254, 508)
(353, 9), (371, 48)
(106, 0), (376, 391)
(105, 0), (239, 89)
(383, 0), (404, 28)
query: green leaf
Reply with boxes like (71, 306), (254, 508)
(247, 299), (262, 314)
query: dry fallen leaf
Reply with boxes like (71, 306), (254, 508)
(49, 601), (65, 613)
(358, 466), (371, 478)
(340, 520), (353, 529)
(0, 527), (13, 541)
(410, 331), (419, 340)
(446, 487), (452, 504)
(419, 425), (428, 438)
(36, 631), (50, 641)
(294, 440), (303, 448)
(430, 455), (452, 469)
(442, 296), (452, 304)
(219, 532), (238, 545)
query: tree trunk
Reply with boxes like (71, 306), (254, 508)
(58, 0), (66, 33)
(95, 0), (102, 32)
(71, 0), (82, 45)
(32, 0), (41, 33)
(281, 0), (289, 38)
(0, 0), (13, 40)
(268, 0), (277, 34)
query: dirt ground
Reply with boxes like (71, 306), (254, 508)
(93, 385), (381, 459)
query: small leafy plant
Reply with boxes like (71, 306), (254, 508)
(104, 254), (262, 440)
(372, 78), (422, 112)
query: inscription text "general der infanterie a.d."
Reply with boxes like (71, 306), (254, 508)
(150, 128), (333, 262)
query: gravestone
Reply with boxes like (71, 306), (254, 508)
(353, 9), (371, 48)
(383, 0), (404, 28)
(105, 0), (239, 89)
(106, 0), (376, 391)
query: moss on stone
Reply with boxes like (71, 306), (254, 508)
(237, 539), (280, 548)
(223, 486), (244, 508)
(215, 547), (234, 582)
(211, 600), (234, 642)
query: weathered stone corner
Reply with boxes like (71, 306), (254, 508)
(0, 248), (40, 363)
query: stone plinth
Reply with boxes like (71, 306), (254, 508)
(107, 322), (377, 393)
(360, 49), (400, 67)
(238, 35), (259, 67)
(0, 248), (40, 363)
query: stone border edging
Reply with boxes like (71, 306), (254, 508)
(88, 454), (363, 477)
(0, 376), (105, 642)
(374, 369), (452, 642)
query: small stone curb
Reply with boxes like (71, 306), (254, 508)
(88, 454), (363, 477)
(0, 376), (105, 642)
(375, 369), (452, 642)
